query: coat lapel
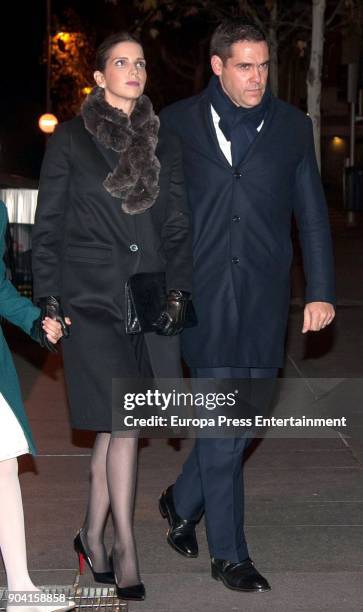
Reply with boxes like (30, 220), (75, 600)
(199, 97), (231, 170)
(75, 117), (119, 173)
(91, 136), (119, 172)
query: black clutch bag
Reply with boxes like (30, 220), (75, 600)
(125, 272), (197, 334)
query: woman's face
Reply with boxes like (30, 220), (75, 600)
(94, 41), (147, 112)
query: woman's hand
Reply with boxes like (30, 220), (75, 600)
(38, 296), (71, 338)
(42, 316), (71, 344)
(153, 290), (189, 336)
(31, 313), (72, 352)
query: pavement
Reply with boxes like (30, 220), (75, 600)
(1, 209), (362, 612)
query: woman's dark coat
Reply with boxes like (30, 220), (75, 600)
(32, 116), (192, 430)
(160, 92), (335, 368)
(0, 201), (39, 454)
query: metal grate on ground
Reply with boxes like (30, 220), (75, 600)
(0, 586), (127, 611)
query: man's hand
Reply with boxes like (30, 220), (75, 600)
(302, 301), (335, 333)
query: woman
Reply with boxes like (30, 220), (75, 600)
(32, 32), (192, 601)
(0, 201), (74, 612)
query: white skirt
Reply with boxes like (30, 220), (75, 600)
(0, 392), (29, 461)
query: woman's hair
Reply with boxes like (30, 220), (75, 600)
(210, 19), (266, 63)
(95, 31), (142, 72)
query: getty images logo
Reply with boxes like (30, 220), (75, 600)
(123, 389), (238, 411)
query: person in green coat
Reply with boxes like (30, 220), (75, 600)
(0, 201), (74, 612)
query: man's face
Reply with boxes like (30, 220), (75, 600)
(211, 40), (269, 108)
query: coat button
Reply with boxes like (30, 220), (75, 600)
(129, 244), (139, 252)
(232, 257), (239, 264)
(233, 171), (242, 178)
(232, 215), (241, 222)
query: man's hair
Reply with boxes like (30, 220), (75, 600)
(210, 19), (267, 62)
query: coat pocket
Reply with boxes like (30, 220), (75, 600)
(65, 242), (112, 264)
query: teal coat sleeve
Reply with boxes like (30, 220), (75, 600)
(0, 200), (40, 455)
(0, 202), (40, 332)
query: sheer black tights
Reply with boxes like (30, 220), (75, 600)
(82, 432), (140, 587)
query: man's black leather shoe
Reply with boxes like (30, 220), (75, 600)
(159, 485), (198, 558)
(211, 557), (271, 592)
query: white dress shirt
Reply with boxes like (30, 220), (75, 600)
(210, 105), (264, 166)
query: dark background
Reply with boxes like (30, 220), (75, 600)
(0, 0), (362, 187)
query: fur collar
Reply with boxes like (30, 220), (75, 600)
(81, 86), (160, 215)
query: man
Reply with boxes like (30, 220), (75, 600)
(158, 19), (335, 593)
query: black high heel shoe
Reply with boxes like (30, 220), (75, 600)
(112, 549), (146, 601)
(116, 583), (146, 601)
(74, 530), (115, 584)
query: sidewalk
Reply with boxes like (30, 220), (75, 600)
(1, 212), (362, 612)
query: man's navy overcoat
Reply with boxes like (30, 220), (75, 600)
(161, 91), (335, 368)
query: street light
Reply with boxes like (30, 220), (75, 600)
(38, 113), (58, 134)
(39, 0), (58, 135)
(54, 31), (71, 43)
